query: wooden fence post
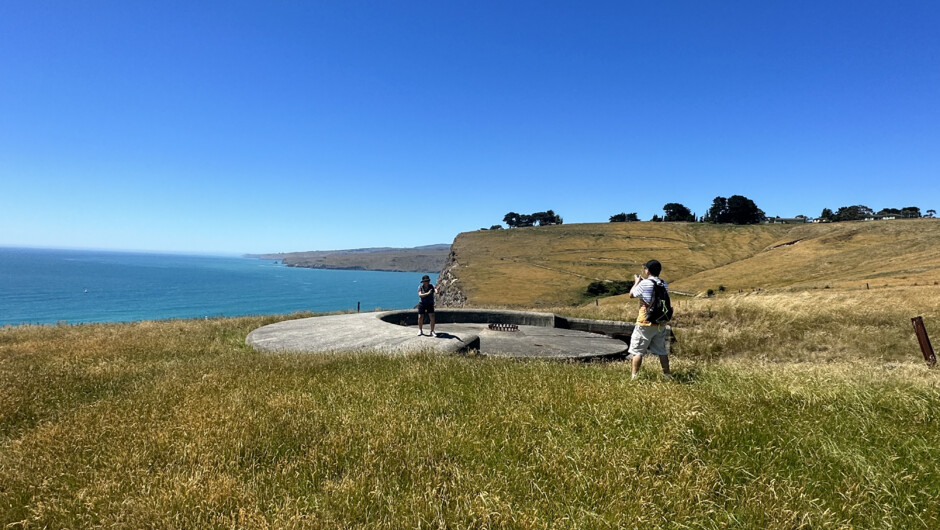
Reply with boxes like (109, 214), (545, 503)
(911, 316), (937, 367)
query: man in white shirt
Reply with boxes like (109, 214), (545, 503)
(628, 259), (671, 380)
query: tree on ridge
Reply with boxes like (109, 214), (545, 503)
(704, 195), (765, 224)
(662, 203), (695, 222)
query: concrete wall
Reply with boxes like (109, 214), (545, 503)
(380, 309), (556, 327)
(557, 316), (637, 336)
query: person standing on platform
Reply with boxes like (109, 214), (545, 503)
(417, 275), (437, 336)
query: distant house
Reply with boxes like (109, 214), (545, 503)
(864, 216), (897, 221)
(771, 217), (810, 224)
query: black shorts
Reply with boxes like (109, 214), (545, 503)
(417, 304), (435, 316)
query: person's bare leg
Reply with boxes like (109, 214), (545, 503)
(429, 313), (436, 335)
(418, 314), (424, 335)
(659, 355), (671, 375)
(632, 354), (643, 378)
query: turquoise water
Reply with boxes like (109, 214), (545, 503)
(0, 247), (437, 326)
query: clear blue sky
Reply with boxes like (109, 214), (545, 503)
(2, 1), (938, 255)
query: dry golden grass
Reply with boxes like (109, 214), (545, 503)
(2, 311), (938, 528)
(561, 284), (940, 365)
(451, 219), (940, 307)
(676, 219), (940, 293)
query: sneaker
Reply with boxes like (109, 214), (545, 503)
(631, 373), (639, 380)
(418, 331), (424, 336)
(429, 331), (436, 337)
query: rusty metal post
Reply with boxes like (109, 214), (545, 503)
(911, 316), (937, 367)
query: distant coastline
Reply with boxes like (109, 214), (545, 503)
(248, 244), (450, 273)
(0, 248), (430, 326)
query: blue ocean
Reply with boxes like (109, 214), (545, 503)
(0, 247), (437, 327)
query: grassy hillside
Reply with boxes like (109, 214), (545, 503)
(449, 219), (940, 307)
(675, 219), (940, 293)
(561, 284), (940, 363)
(2, 308), (938, 527)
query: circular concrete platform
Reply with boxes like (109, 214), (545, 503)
(247, 309), (641, 360)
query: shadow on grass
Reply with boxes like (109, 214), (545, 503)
(669, 366), (702, 384)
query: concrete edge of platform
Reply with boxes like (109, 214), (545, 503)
(245, 311), (480, 355)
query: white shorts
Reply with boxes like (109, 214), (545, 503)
(628, 324), (669, 357)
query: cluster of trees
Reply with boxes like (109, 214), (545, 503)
(703, 196), (765, 224)
(608, 197), (934, 226)
(610, 195), (765, 225)
(610, 206), (697, 223)
(488, 198), (934, 231)
(609, 212), (639, 222)
(501, 210), (563, 228)
(818, 205), (928, 222)
(663, 203), (697, 222)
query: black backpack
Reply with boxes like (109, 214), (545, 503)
(644, 279), (673, 325)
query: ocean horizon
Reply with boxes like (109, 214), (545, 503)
(0, 247), (437, 326)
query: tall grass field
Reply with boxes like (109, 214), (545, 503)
(3, 286), (939, 528)
(448, 219), (940, 307)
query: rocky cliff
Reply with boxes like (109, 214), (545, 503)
(434, 249), (468, 307)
